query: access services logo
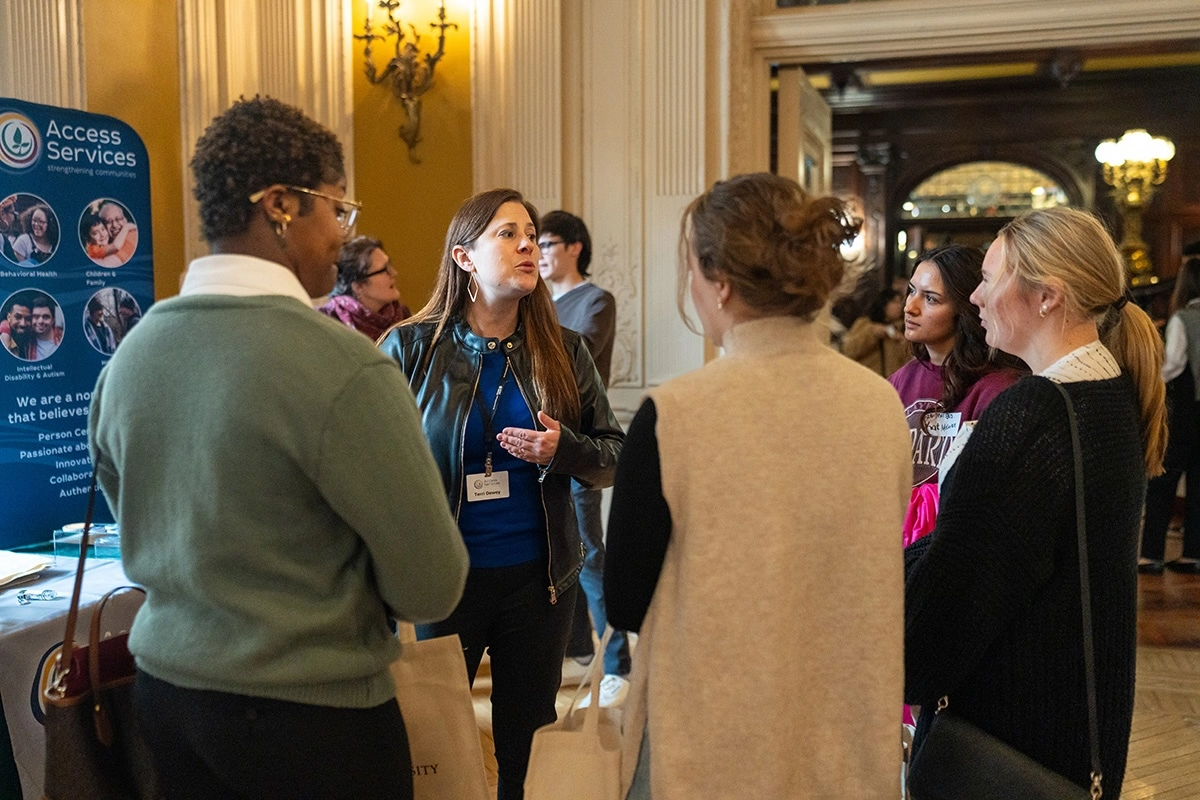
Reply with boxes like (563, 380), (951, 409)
(0, 111), (42, 170)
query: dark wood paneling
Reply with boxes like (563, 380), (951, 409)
(819, 64), (1200, 289)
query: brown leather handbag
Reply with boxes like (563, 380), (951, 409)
(41, 473), (164, 800)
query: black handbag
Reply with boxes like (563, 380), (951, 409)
(907, 382), (1103, 800)
(41, 472), (165, 800)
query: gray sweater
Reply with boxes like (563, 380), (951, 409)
(89, 293), (468, 708)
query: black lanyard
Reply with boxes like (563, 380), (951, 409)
(474, 358), (511, 477)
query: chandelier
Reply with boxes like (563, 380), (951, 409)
(1095, 129), (1175, 286)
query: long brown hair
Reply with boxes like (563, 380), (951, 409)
(406, 188), (580, 425)
(999, 207), (1166, 476)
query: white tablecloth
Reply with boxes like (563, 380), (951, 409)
(0, 559), (138, 800)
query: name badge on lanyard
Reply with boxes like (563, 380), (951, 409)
(466, 470), (511, 502)
(469, 357), (513, 502)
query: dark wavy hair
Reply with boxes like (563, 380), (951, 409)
(190, 96), (344, 242)
(680, 172), (858, 327)
(911, 245), (1024, 415)
(332, 235), (384, 296)
(539, 210), (593, 276)
(402, 189), (581, 425)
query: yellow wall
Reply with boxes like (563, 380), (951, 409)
(78, 0), (471, 307)
(82, 0), (187, 300)
(352, 0), (474, 311)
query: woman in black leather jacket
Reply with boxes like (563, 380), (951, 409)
(378, 188), (623, 800)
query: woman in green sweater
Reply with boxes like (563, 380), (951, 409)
(89, 97), (469, 800)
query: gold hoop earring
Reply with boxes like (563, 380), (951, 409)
(273, 213), (291, 247)
(467, 273), (479, 303)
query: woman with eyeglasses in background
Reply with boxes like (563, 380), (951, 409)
(89, 96), (467, 800)
(319, 235), (411, 340)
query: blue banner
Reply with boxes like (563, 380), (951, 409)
(0, 98), (153, 548)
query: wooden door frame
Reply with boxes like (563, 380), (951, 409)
(716, 0), (1200, 182)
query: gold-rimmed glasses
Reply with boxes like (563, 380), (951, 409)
(249, 185), (362, 234)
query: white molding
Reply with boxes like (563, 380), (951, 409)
(642, 0), (706, 386)
(471, 0), (561, 211)
(177, 0), (355, 265)
(471, 0), (509, 193)
(581, 0), (644, 388)
(751, 0), (1200, 62)
(0, 0), (86, 109)
(178, 0), (223, 263)
(724, 0), (1200, 182)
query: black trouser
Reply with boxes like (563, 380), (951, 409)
(133, 671), (412, 800)
(417, 559), (577, 800)
(1143, 466), (1200, 561)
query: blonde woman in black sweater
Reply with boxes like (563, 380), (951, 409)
(904, 206), (1166, 797)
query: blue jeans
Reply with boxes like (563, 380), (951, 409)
(566, 481), (632, 675)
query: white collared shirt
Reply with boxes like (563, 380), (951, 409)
(1039, 340), (1121, 384)
(179, 253), (314, 305)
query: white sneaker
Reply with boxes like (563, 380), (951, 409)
(578, 674), (630, 709)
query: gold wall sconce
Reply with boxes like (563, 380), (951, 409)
(1095, 129), (1175, 286)
(356, 1), (458, 163)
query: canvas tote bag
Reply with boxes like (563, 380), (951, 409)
(524, 626), (622, 800)
(390, 623), (490, 800)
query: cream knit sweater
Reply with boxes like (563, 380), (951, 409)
(622, 315), (911, 798)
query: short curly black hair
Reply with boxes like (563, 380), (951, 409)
(190, 96), (345, 242)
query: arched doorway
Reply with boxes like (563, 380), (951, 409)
(894, 160), (1077, 275)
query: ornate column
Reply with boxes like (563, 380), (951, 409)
(471, 0), (562, 214)
(0, 0), (86, 109)
(178, 0), (354, 263)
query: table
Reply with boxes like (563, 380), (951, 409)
(0, 559), (137, 800)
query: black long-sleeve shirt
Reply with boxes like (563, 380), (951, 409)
(604, 398), (671, 632)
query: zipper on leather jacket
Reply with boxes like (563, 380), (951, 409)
(512, 370), (559, 604)
(453, 362), (483, 522)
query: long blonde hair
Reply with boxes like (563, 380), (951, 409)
(998, 207), (1166, 475)
(405, 188), (580, 425)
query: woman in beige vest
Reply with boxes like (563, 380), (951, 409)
(604, 172), (912, 799)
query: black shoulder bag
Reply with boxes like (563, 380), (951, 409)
(907, 382), (1102, 800)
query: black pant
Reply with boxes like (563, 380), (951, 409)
(133, 671), (412, 800)
(1143, 466), (1200, 561)
(417, 559), (577, 800)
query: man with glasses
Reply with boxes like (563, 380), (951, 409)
(537, 210), (631, 706)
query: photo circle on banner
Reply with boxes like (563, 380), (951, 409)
(78, 197), (139, 268)
(83, 287), (140, 356)
(2, 287), (65, 362)
(0, 193), (61, 268)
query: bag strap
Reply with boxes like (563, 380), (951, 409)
(564, 625), (615, 734)
(933, 382), (1104, 798)
(1051, 381), (1103, 800)
(51, 470), (100, 691)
